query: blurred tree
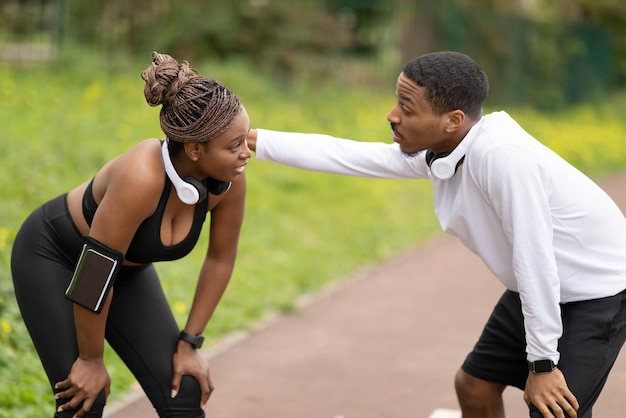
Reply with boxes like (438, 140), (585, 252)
(60, 0), (350, 82)
(328, 0), (388, 56)
(4, 0), (623, 100)
(528, 0), (626, 86)
(573, 0), (626, 86)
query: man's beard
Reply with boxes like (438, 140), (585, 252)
(401, 149), (421, 158)
(391, 123), (421, 159)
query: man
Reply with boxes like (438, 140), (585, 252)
(245, 51), (626, 417)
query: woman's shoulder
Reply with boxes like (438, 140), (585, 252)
(106, 138), (162, 173)
(96, 138), (165, 197)
(125, 137), (163, 159)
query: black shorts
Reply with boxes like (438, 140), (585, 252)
(461, 289), (626, 417)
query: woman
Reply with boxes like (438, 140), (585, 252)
(11, 51), (251, 418)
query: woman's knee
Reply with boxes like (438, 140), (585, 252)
(153, 375), (204, 418)
(54, 389), (107, 417)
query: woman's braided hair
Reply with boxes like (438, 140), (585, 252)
(141, 51), (241, 143)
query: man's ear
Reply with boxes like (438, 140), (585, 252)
(444, 110), (466, 133)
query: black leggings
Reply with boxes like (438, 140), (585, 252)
(11, 194), (204, 418)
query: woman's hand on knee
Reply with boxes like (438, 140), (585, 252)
(171, 342), (215, 409)
(54, 357), (111, 418)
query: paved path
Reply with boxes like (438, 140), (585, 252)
(105, 173), (626, 418)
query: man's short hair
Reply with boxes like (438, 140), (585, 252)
(403, 51), (489, 120)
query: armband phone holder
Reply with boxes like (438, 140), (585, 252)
(65, 236), (124, 313)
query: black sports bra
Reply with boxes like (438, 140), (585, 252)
(82, 177), (208, 264)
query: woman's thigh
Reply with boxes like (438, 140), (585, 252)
(11, 203), (81, 386)
(106, 265), (203, 417)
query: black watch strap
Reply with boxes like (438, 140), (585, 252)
(179, 330), (205, 349)
(527, 359), (556, 374)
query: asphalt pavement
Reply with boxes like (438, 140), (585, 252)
(105, 173), (626, 418)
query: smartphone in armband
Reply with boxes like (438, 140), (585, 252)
(65, 238), (123, 313)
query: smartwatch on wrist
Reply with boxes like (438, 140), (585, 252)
(179, 330), (205, 349)
(527, 359), (556, 374)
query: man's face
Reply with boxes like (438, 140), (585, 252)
(387, 72), (449, 156)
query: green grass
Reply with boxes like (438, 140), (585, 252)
(1, 51), (626, 417)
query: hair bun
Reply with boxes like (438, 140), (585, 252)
(141, 51), (197, 108)
(140, 51), (242, 143)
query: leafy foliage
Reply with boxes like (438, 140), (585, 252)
(54, 0), (352, 83)
(4, 0), (624, 106)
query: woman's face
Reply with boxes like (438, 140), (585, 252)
(198, 107), (251, 182)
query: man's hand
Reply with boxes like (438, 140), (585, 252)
(246, 129), (257, 152)
(171, 342), (214, 409)
(524, 368), (579, 417)
(54, 357), (111, 418)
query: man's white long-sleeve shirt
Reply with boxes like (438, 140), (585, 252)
(255, 111), (626, 363)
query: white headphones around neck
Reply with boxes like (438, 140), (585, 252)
(426, 119), (482, 180)
(161, 140), (207, 205)
(426, 139), (471, 180)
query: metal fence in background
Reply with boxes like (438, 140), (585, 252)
(0, 0), (63, 64)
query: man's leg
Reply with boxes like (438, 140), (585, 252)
(556, 289), (626, 417)
(455, 369), (506, 418)
(458, 291), (529, 416)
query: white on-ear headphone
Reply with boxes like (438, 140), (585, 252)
(427, 119), (482, 180)
(161, 140), (206, 205)
(427, 139), (471, 180)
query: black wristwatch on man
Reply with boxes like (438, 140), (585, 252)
(527, 359), (556, 374)
(179, 330), (205, 349)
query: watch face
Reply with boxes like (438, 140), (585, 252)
(180, 331), (205, 349)
(196, 335), (205, 349)
(532, 360), (554, 373)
